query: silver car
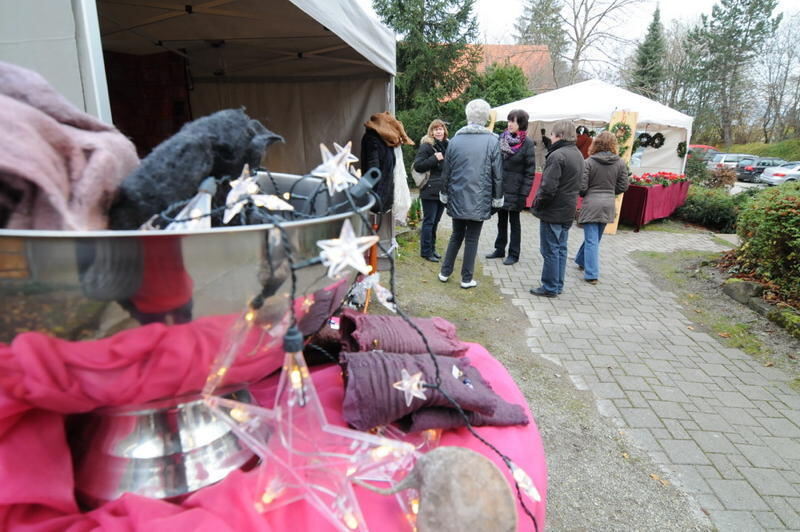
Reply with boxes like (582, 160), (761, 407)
(707, 153), (753, 170)
(759, 162), (800, 186)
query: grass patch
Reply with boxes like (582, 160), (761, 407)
(633, 250), (767, 358)
(730, 138), (800, 162)
(392, 228), (513, 351)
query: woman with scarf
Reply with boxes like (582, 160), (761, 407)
(413, 119), (449, 262)
(360, 111), (414, 213)
(485, 109), (535, 265)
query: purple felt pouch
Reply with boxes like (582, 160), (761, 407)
(340, 351), (497, 431)
(339, 308), (467, 356)
(401, 401), (529, 433)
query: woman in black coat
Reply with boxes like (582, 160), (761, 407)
(413, 119), (449, 261)
(486, 109), (535, 265)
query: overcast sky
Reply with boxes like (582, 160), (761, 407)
(357, 0), (797, 45)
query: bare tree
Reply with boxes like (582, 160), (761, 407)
(758, 14), (800, 143)
(558, 0), (646, 84)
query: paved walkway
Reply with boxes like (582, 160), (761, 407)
(476, 215), (800, 531)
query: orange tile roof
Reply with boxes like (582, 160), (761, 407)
(473, 44), (556, 92)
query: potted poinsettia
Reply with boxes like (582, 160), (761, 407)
(631, 172), (687, 187)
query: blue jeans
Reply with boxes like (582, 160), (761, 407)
(441, 219), (483, 283)
(420, 199), (444, 257)
(539, 222), (572, 294)
(575, 223), (606, 280)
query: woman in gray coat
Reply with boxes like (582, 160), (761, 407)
(438, 99), (503, 289)
(575, 131), (630, 283)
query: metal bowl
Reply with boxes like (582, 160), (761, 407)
(0, 172), (374, 505)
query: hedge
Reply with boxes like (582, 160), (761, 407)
(674, 185), (756, 233)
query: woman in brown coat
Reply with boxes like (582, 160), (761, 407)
(574, 131), (630, 283)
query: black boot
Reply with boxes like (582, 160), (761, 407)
(485, 250), (504, 259)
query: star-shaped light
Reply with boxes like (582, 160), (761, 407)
(334, 141), (359, 168)
(250, 194), (295, 212)
(224, 165), (261, 223)
(316, 219), (379, 279)
(311, 143), (359, 196)
(392, 369), (428, 407)
(205, 333), (418, 531)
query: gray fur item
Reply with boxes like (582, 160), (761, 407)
(109, 108), (283, 229)
(357, 446), (517, 532)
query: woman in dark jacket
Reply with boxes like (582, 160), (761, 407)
(575, 131), (630, 284)
(413, 119), (449, 261)
(486, 109), (535, 265)
(360, 111), (414, 213)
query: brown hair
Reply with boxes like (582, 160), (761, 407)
(551, 120), (577, 141)
(590, 131), (618, 155)
(426, 118), (449, 140)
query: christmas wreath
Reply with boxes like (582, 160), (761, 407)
(588, 130), (596, 137)
(677, 141), (687, 158)
(637, 132), (652, 148)
(650, 132), (665, 149)
(609, 122), (632, 145)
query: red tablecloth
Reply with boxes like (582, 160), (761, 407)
(619, 182), (689, 230)
(0, 327), (547, 531)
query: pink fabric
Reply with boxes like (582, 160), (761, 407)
(619, 181), (689, 229)
(0, 61), (139, 230)
(526, 171), (583, 211)
(0, 342), (546, 531)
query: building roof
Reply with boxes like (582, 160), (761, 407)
(475, 44), (555, 92)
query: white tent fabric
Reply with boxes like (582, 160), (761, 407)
(492, 79), (693, 175)
(493, 79), (693, 129)
(93, 0), (398, 173)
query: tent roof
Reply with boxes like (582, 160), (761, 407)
(493, 79), (693, 130)
(97, 0), (395, 80)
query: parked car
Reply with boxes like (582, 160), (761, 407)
(688, 144), (719, 161)
(759, 162), (800, 186)
(707, 153), (752, 170)
(735, 157), (787, 182)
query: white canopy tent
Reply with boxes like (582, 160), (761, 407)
(493, 79), (694, 175)
(0, 0), (396, 173)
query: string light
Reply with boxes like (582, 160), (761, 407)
(316, 219), (379, 279)
(311, 142), (359, 195)
(165, 177), (217, 230)
(392, 369), (427, 407)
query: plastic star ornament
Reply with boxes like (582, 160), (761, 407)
(317, 219), (379, 279)
(311, 142), (359, 195)
(224, 164), (261, 223)
(251, 194), (295, 212)
(334, 141), (359, 168)
(205, 326), (418, 532)
(166, 177), (217, 230)
(392, 369), (428, 407)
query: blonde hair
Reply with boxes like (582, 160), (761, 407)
(426, 119), (449, 139)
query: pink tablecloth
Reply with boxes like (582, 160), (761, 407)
(0, 337), (547, 531)
(619, 182), (689, 230)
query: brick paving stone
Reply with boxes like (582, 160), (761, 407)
(707, 479), (770, 510)
(738, 467), (800, 496)
(707, 453), (744, 480)
(708, 511), (761, 531)
(478, 223), (800, 532)
(661, 439), (711, 465)
(619, 407), (663, 428)
(690, 431), (739, 454)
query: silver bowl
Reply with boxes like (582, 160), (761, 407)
(0, 172), (374, 505)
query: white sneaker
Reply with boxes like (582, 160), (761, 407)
(438, 273), (449, 282)
(460, 280), (478, 289)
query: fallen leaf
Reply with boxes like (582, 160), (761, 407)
(622, 452), (629, 459)
(764, 362), (774, 367)
(687, 326), (695, 330)
(650, 473), (670, 486)
(718, 332), (731, 338)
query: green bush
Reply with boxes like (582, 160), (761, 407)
(729, 138), (800, 162)
(735, 182), (800, 301)
(685, 156), (710, 185)
(674, 185), (754, 232)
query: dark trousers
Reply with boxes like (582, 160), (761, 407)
(493, 209), (521, 259)
(441, 218), (483, 283)
(420, 198), (444, 257)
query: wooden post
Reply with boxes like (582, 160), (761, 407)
(604, 110), (638, 235)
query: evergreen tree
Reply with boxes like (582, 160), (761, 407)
(514, 0), (567, 85)
(698, 0), (781, 147)
(629, 8), (666, 100)
(371, 0), (481, 113)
